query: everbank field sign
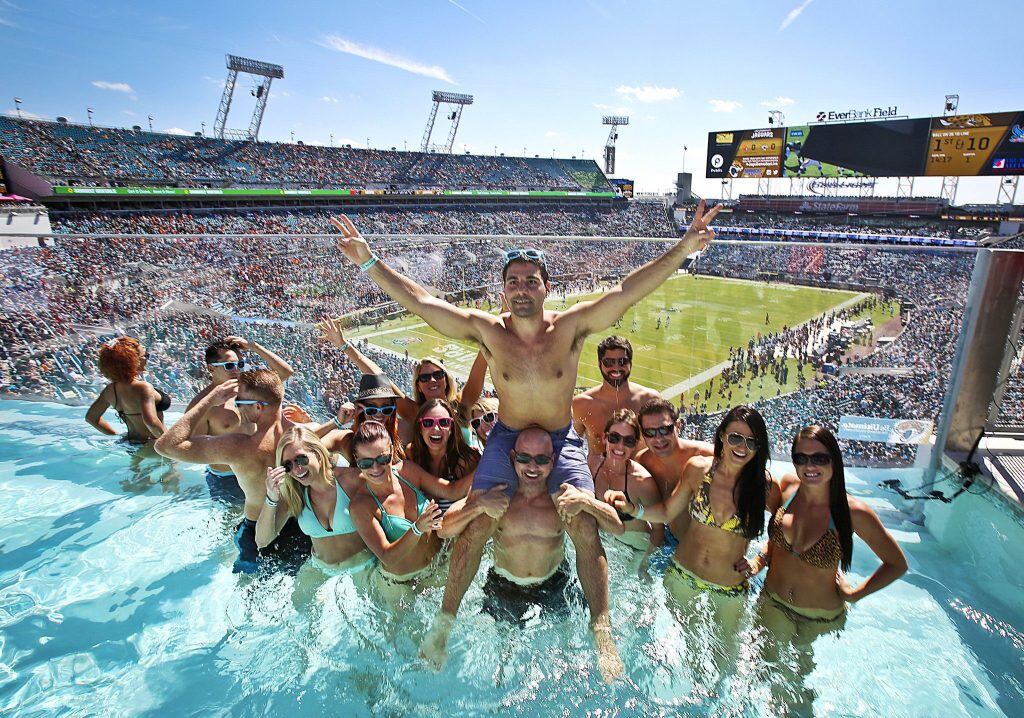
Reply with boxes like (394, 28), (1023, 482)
(815, 106), (899, 122)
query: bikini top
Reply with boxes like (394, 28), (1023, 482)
(111, 383), (171, 425)
(297, 480), (357, 539)
(688, 466), (745, 536)
(369, 470), (430, 542)
(595, 456), (633, 522)
(768, 490), (842, 570)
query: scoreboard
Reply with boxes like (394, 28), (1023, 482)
(707, 110), (1024, 179)
(0, 159), (8, 195)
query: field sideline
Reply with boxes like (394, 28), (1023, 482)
(351, 274), (876, 400)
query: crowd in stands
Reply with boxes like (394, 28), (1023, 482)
(0, 200), (986, 466)
(711, 211), (992, 240)
(0, 115), (613, 192)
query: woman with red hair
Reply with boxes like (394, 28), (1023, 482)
(85, 336), (171, 443)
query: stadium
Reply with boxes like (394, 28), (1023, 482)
(1, 4), (1023, 717)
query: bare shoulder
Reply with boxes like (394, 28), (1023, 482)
(684, 454), (713, 479)
(629, 459), (653, 480)
(847, 496), (877, 522)
(633, 384), (662, 403)
(779, 472), (800, 492)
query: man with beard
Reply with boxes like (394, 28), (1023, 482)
(634, 398), (714, 541)
(331, 200), (721, 681)
(572, 336), (661, 461)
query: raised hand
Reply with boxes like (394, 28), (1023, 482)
(224, 335), (251, 351)
(266, 465), (287, 502)
(335, 401), (357, 426)
(283, 404), (312, 423)
(318, 316), (349, 349)
(414, 500), (444, 535)
(209, 379), (238, 406)
(682, 199), (723, 253)
(330, 215), (373, 265)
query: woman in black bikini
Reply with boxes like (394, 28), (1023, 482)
(85, 337), (171, 443)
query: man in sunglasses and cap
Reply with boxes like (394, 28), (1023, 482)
(331, 200), (722, 681)
(157, 369), (310, 572)
(186, 336), (294, 503)
(572, 336), (661, 462)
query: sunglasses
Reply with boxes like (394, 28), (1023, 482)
(471, 411), (496, 429)
(419, 417), (454, 429)
(417, 369), (446, 384)
(601, 357), (630, 368)
(726, 432), (759, 451)
(606, 431), (638, 448)
(282, 454), (309, 473)
(504, 248), (545, 264)
(641, 424), (675, 438)
(209, 360), (244, 371)
(355, 453), (392, 470)
(234, 399), (269, 407)
(514, 452), (552, 466)
(792, 452), (833, 466)
(360, 404), (396, 417)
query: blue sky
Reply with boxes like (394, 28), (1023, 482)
(2, 0), (1022, 203)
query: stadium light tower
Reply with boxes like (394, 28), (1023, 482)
(939, 93), (961, 204)
(421, 91), (474, 153)
(13, 98), (22, 119)
(767, 110), (785, 127)
(213, 54), (285, 141)
(87, 107), (94, 126)
(602, 115), (629, 175)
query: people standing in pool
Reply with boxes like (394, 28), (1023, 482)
(188, 336), (294, 504)
(587, 409), (663, 557)
(468, 397), (499, 446)
(155, 369), (311, 573)
(406, 399), (480, 514)
(257, 426), (374, 574)
(86, 336), (170, 443)
(425, 427), (622, 678)
(310, 373), (406, 465)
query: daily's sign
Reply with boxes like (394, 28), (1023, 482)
(838, 416), (933, 445)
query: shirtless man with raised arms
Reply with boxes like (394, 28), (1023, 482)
(572, 335), (661, 461)
(331, 200), (721, 680)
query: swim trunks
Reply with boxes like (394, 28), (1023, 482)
(233, 517), (312, 575)
(205, 467), (246, 505)
(481, 561), (579, 625)
(472, 420), (594, 496)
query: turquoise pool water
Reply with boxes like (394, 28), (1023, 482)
(1, 400), (1022, 717)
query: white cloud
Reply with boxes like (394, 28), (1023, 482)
(92, 80), (134, 94)
(545, 130), (559, 138)
(616, 85), (681, 103)
(760, 95), (795, 107)
(780, 0), (814, 31)
(318, 34), (455, 84)
(320, 95), (340, 104)
(165, 127), (190, 135)
(6, 108), (48, 120)
(121, 110), (137, 117)
(708, 99), (743, 113)
(280, 91), (291, 97)
(447, 0), (487, 25)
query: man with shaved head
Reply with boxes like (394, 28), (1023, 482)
(425, 426), (622, 678)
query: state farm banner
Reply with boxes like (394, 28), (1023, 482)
(838, 416), (933, 445)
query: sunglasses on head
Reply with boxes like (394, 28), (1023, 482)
(641, 424), (675, 438)
(355, 453), (392, 470)
(282, 454), (309, 473)
(606, 431), (638, 448)
(726, 432), (759, 451)
(471, 411), (496, 429)
(504, 248), (545, 264)
(514, 452), (552, 465)
(234, 399), (269, 407)
(419, 417), (454, 429)
(601, 357), (630, 368)
(360, 404), (396, 417)
(417, 369), (446, 384)
(209, 360), (244, 371)
(792, 452), (832, 466)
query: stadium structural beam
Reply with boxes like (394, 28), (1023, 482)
(720, 178), (733, 201)
(896, 176), (914, 200)
(212, 54), (284, 141)
(996, 177), (1019, 206)
(939, 93), (960, 205)
(421, 91), (474, 153)
(756, 177), (770, 197)
(602, 115), (629, 176)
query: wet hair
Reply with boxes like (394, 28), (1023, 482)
(275, 426), (334, 519)
(791, 425), (854, 571)
(501, 257), (550, 284)
(98, 337), (145, 384)
(351, 419), (397, 463)
(597, 335), (633, 363)
(411, 356), (457, 404)
(205, 338), (243, 364)
(638, 397), (679, 425)
(238, 369), (283, 404)
(410, 399), (480, 480)
(603, 407), (640, 438)
(713, 406), (771, 540)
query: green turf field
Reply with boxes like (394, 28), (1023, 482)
(351, 274), (871, 400)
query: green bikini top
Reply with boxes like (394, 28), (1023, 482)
(370, 470), (429, 542)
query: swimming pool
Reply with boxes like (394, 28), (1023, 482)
(1, 400), (1021, 717)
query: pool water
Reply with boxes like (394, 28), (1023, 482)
(1, 400), (1022, 717)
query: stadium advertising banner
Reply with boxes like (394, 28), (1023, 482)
(707, 110), (1024, 178)
(51, 187), (617, 199)
(837, 416), (934, 445)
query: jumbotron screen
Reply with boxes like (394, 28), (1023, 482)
(706, 110), (1024, 179)
(0, 160), (8, 195)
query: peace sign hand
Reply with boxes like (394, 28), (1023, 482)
(330, 215), (374, 265)
(682, 199), (723, 253)
(317, 316), (349, 349)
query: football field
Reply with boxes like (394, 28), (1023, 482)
(351, 274), (875, 400)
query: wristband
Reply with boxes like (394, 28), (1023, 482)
(633, 503), (645, 520)
(332, 415), (345, 430)
(359, 255), (379, 272)
(411, 523), (424, 537)
(265, 495), (279, 508)
(339, 341), (351, 353)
